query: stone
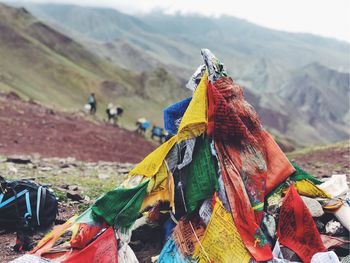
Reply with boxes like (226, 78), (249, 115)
(98, 174), (110, 180)
(68, 185), (78, 191)
(39, 166), (52, 171)
(325, 219), (345, 235)
(301, 196), (324, 217)
(66, 191), (84, 202)
(117, 168), (130, 174)
(6, 156), (32, 164)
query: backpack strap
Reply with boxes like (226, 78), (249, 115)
(36, 186), (47, 226)
(24, 191), (32, 224)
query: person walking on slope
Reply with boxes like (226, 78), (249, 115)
(88, 93), (97, 115)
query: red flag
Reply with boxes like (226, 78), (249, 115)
(277, 185), (326, 263)
(63, 227), (118, 263)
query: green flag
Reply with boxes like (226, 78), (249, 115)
(185, 136), (219, 214)
(92, 180), (149, 228)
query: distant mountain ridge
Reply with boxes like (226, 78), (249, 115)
(1, 2), (349, 145)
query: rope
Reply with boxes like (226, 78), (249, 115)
(189, 220), (211, 263)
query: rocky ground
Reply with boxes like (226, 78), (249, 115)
(0, 155), (134, 262)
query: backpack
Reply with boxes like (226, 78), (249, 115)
(0, 175), (58, 230)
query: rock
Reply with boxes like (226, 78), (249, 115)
(39, 166), (52, 171)
(68, 185), (78, 191)
(325, 219), (345, 235)
(117, 168), (130, 174)
(66, 191), (84, 202)
(6, 156), (32, 164)
(60, 184), (69, 190)
(60, 164), (70, 169)
(315, 219), (326, 233)
(98, 174), (110, 180)
(301, 196), (324, 217)
(280, 246), (302, 262)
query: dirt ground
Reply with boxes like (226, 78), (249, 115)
(0, 92), (156, 163)
(289, 142), (350, 179)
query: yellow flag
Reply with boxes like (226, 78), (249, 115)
(177, 71), (208, 142)
(194, 198), (251, 263)
(129, 71), (208, 178)
(294, 180), (331, 198)
(141, 163), (175, 211)
(128, 136), (177, 178)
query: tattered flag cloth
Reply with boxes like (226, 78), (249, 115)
(159, 238), (194, 263)
(141, 163), (175, 211)
(129, 136), (177, 178)
(164, 97), (192, 135)
(260, 132), (296, 194)
(294, 180), (331, 198)
(201, 49), (227, 83)
(277, 185), (326, 263)
(63, 227), (117, 263)
(207, 70), (293, 261)
(207, 78), (261, 143)
(186, 65), (206, 92)
(267, 161), (323, 198)
(185, 136), (219, 214)
(31, 216), (77, 258)
(194, 197), (251, 263)
(172, 218), (206, 257)
(129, 71), (208, 179)
(177, 71), (208, 141)
(91, 180), (149, 227)
(290, 161), (323, 185)
(216, 141), (272, 261)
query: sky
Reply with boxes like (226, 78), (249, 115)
(5, 0), (350, 42)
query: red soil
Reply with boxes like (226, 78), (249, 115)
(0, 92), (156, 163)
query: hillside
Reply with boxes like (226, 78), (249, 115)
(0, 92), (156, 162)
(0, 3), (188, 128)
(8, 3), (349, 145)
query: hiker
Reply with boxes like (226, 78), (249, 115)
(151, 125), (168, 143)
(136, 118), (150, 135)
(106, 103), (124, 125)
(87, 93), (96, 115)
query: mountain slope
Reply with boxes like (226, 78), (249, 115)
(1, 3), (349, 145)
(0, 3), (188, 127)
(279, 63), (350, 143)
